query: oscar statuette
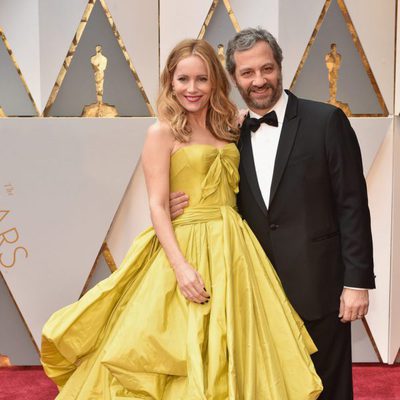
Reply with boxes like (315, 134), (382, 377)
(325, 43), (351, 116)
(82, 45), (118, 117)
(0, 354), (11, 366)
(217, 44), (226, 67)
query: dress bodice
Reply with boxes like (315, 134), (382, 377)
(170, 143), (239, 208)
(42, 141), (322, 400)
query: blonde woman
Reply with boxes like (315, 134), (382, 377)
(41, 39), (322, 399)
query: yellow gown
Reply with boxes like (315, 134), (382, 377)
(41, 143), (323, 399)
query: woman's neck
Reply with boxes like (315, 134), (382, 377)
(186, 108), (208, 130)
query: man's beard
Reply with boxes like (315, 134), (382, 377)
(237, 76), (283, 113)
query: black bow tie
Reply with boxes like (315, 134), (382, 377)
(246, 110), (278, 132)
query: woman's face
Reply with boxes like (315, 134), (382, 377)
(172, 55), (212, 116)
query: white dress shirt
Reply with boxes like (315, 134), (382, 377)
(250, 91), (288, 209)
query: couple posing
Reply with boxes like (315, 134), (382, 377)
(41, 28), (375, 399)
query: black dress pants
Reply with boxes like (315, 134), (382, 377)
(305, 312), (353, 400)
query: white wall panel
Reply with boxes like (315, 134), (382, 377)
(352, 319), (379, 362)
(106, 162), (151, 267)
(396, 2), (400, 115)
(0, 0), (41, 110)
(350, 118), (391, 176)
(81, 253), (112, 296)
(350, 118), (393, 363)
(160, 0), (211, 70)
(230, 0), (279, 35)
(365, 123), (394, 362)
(0, 118), (153, 345)
(0, 274), (40, 365)
(390, 116), (400, 363)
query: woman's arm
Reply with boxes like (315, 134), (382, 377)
(142, 123), (210, 304)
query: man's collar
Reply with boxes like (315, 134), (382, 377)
(248, 90), (288, 123)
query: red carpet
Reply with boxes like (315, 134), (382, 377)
(353, 364), (400, 400)
(0, 366), (58, 400)
(0, 364), (399, 399)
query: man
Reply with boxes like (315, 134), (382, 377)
(171, 28), (375, 399)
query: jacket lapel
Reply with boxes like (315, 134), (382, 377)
(240, 118), (269, 217)
(269, 90), (300, 207)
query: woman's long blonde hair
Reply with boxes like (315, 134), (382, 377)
(157, 39), (239, 143)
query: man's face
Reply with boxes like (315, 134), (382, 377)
(232, 41), (282, 115)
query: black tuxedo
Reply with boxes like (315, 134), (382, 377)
(237, 90), (375, 399)
(238, 90), (375, 320)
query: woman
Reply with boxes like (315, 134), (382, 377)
(41, 39), (322, 399)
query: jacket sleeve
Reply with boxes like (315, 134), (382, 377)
(325, 107), (375, 288)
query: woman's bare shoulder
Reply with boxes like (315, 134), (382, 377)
(147, 120), (173, 141)
(144, 120), (175, 156)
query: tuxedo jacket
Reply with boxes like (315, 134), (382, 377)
(237, 90), (375, 321)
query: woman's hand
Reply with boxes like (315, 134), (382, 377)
(173, 261), (210, 304)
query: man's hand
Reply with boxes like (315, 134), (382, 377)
(338, 288), (369, 323)
(170, 191), (189, 219)
(237, 108), (249, 127)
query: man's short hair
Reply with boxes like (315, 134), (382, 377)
(226, 27), (283, 75)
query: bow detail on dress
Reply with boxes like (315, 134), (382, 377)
(200, 145), (239, 201)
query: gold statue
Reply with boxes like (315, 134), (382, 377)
(325, 43), (351, 116)
(82, 45), (118, 117)
(0, 106), (6, 117)
(0, 354), (11, 366)
(217, 44), (226, 67)
(92, 44), (107, 104)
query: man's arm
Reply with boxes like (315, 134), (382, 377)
(325, 108), (375, 322)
